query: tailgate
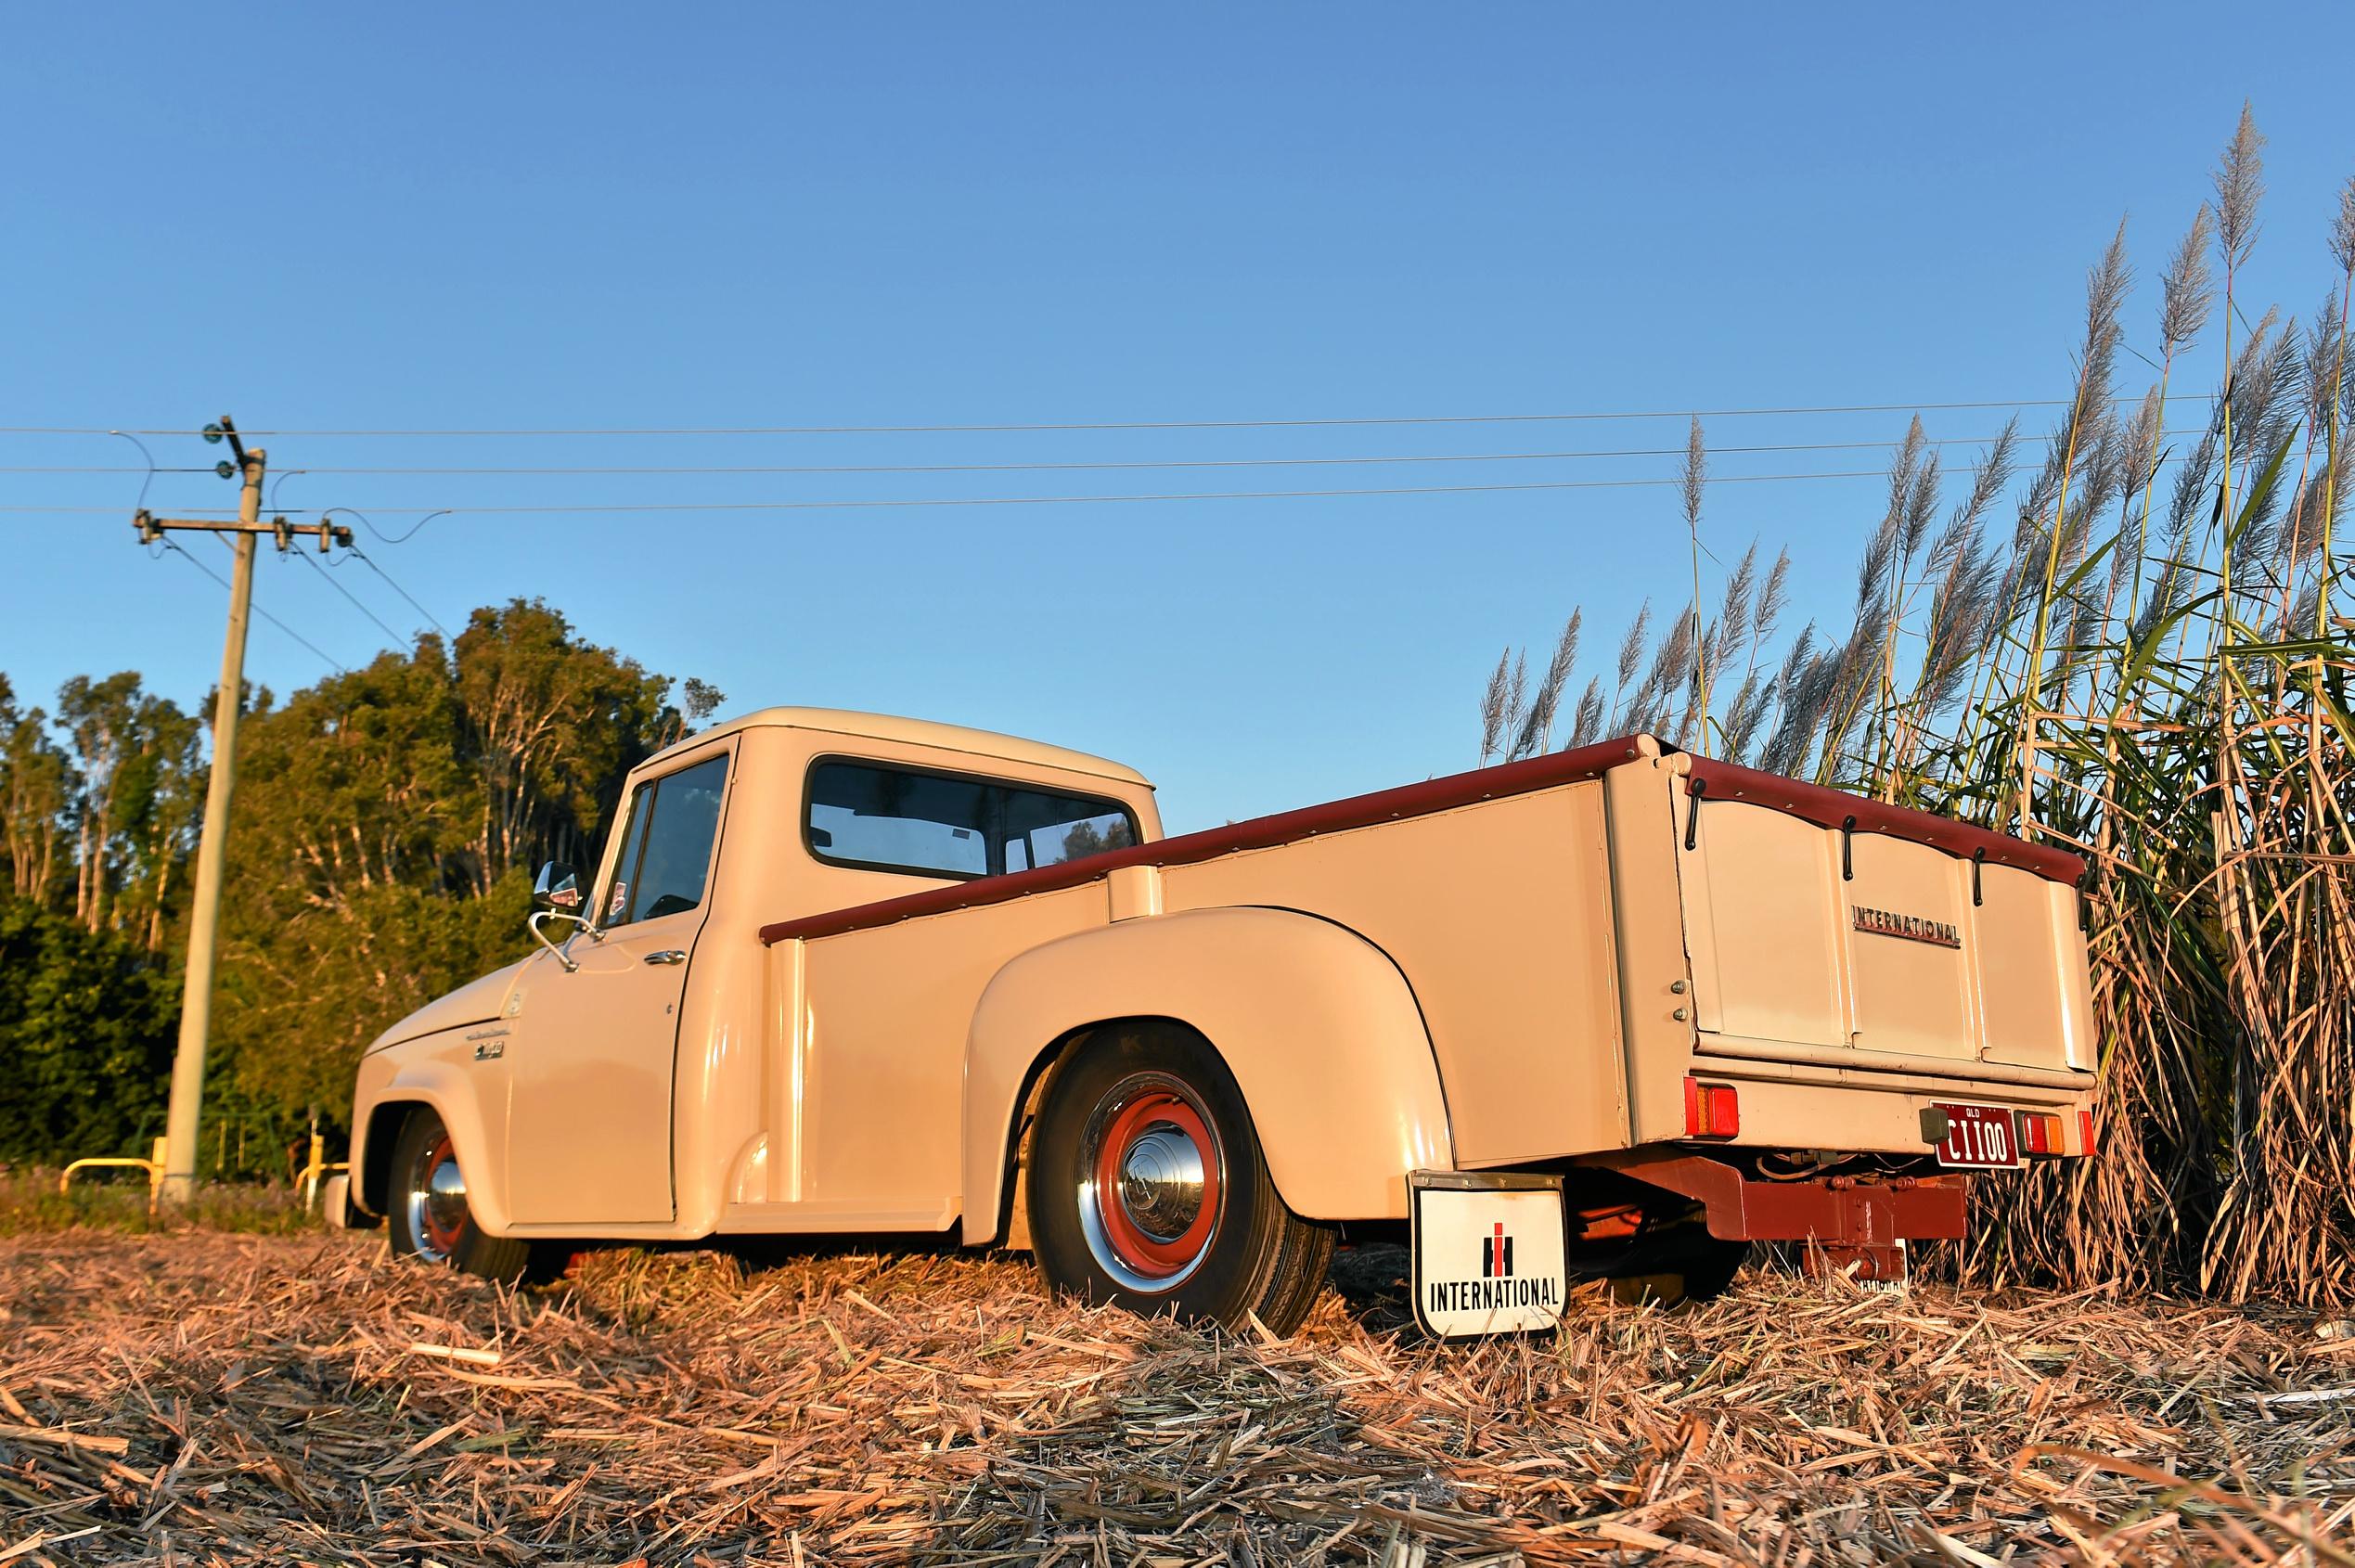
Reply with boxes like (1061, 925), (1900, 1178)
(1672, 765), (2095, 1077)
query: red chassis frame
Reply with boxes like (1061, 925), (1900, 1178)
(1599, 1150), (1970, 1281)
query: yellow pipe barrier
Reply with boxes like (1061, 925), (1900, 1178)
(297, 1133), (350, 1215)
(59, 1134), (352, 1219)
(58, 1137), (170, 1215)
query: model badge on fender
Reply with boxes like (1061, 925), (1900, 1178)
(1851, 905), (1962, 947)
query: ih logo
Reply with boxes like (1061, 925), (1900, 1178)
(1481, 1221), (1514, 1279)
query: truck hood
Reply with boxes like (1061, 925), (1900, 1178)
(366, 957), (531, 1054)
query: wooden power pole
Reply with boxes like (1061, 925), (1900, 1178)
(141, 417), (350, 1203)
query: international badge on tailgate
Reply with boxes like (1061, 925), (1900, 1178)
(1409, 1170), (1569, 1340)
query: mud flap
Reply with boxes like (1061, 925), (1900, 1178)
(1408, 1170), (1568, 1340)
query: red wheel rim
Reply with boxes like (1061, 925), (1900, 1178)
(1088, 1089), (1221, 1281)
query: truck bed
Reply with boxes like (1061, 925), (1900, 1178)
(754, 735), (2090, 1200)
(758, 735), (2081, 945)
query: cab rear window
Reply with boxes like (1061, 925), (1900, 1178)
(805, 759), (1137, 880)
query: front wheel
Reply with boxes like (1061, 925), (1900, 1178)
(386, 1108), (534, 1284)
(1026, 1023), (1334, 1335)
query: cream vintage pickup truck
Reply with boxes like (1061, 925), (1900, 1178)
(344, 707), (2096, 1338)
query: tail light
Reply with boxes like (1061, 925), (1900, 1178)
(2016, 1111), (2065, 1156)
(2078, 1107), (2098, 1155)
(1684, 1077), (1740, 1139)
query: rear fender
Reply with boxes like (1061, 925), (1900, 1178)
(351, 1047), (511, 1235)
(960, 906), (1452, 1243)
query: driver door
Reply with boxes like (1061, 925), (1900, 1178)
(505, 746), (732, 1225)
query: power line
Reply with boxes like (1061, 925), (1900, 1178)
(0, 430), (2125, 478)
(160, 538), (346, 672)
(0, 450), (2207, 521)
(203, 468), (2023, 516)
(0, 436), (2013, 476)
(0, 505), (283, 514)
(5, 469), (1904, 519)
(0, 394), (2199, 440)
(292, 544), (407, 646)
(346, 545), (448, 635)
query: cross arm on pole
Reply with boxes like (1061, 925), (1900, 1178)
(135, 510), (353, 550)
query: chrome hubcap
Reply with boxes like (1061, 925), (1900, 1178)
(405, 1136), (469, 1263)
(1118, 1126), (1206, 1239)
(1075, 1072), (1226, 1293)
(426, 1160), (468, 1236)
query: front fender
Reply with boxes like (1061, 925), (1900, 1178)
(352, 1041), (512, 1235)
(961, 906), (1452, 1242)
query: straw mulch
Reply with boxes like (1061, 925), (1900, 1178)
(1, 1233), (2349, 1565)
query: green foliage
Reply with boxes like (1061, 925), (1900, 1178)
(0, 897), (176, 1164)
(0, 1170), (317, 1236)
(0, 595), (711, 1159)
(221, 872), (536, 1126)
(1, 679), (71, 906)
(212, 598), (694, 1130)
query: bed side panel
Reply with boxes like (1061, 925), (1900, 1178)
(1161, 779), (1629, 1164)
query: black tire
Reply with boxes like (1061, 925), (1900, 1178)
(386, 1107), (534, 1284)
(1027, 1023), (1334, 1335)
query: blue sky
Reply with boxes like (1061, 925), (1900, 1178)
(6, 5), (2352, 830)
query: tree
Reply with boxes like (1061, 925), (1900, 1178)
(454, 600), (677, 893)
(0, 898), (175, 1164)
(58, 672), (144, 932)
(114, 697), (205, 953)
(50, 674), (204, 945)
(0, 678), (71, 907)
(212, 600), (697, 1128)
(0, 598), (710, 1153)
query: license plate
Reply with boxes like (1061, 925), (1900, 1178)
(1409, 1171), (1567, 1340)
(1932, 1102), (2021, 1168)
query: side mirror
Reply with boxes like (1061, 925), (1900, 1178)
(534, 862), (583, 913)
(528, 862), (595, 973)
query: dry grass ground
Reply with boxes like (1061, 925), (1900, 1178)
(1, 1231), (2350, 1566)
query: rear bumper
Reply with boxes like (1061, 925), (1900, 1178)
(1676, 1047), (2098, 1158)
(1595, 1150), (1968, 1245)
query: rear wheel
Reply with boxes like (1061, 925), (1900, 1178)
(387, 1108), (534, 1284)
(1027, 1023), (1334, 1334)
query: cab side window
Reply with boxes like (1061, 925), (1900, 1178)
(602, 753), (729, 926)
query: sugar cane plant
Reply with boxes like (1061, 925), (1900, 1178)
(1481, 106), (2355, 1306)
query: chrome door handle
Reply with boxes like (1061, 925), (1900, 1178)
(644, 949), (688, 966)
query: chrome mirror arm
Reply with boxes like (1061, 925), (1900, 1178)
(528, 909), (594, 973)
